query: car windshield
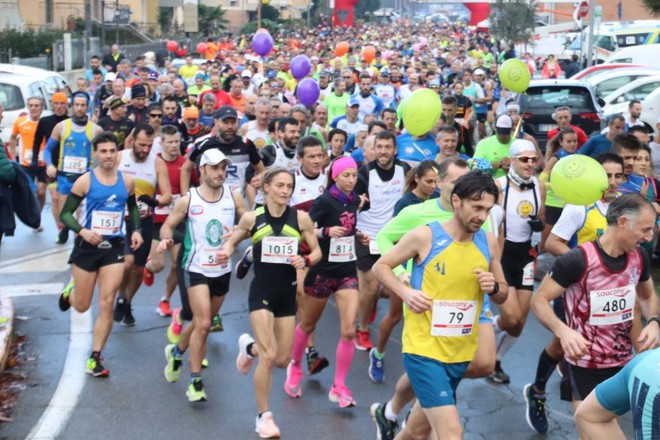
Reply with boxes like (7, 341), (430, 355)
(520, 86), (596, 112)
(0, 82), (25, 111)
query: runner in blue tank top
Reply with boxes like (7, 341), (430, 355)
(57, 131), (143, 377)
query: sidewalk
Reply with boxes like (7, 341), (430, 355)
(0, 297), (15, 372)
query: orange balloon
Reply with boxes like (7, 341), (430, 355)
(335, 41), (349, 57)
(362, 46), (376, 64)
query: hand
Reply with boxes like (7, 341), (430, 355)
(355, 230), (370, 246)
(358, 194), (369, 210)
(216, 242), (233, 265)
(327, 226), (347, 238)
(637, 320), (660, 352)
(289, 255), (306, 270)
(80, 228), (103, 246)
(46, 165), (57, 179)
(500, 158), (511, 172)
(473, 268), (497, 294)
(401, 288), (432, 314)
(558, 327), (592, 361)
(157, 238), (173, 253)
(138, 194), (159, 208)
(130, 231), (143, 250)
(398, 272), (411, 286)
(250, 175), (261, 189)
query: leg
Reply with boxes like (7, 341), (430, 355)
(333, 288), (358, 389)
(376, 292), (403, 354)
(164, 245), (181, 301)
(250, 309), (278, 414)
(92, 263), (125, 352)
(395, 401), (432, 440)
(49, 184), (62, 228)
(464, 322), (496, 378)
(69, 265), (99, 313)
(36, 181), (47, 210)
(146, 240), (166, 274)
(357, 268), (379, 349)
(421, 406), (462, 440)
(186, 284), (212, 375)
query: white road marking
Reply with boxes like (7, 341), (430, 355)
(0, 247), (71, 269)
(26, 309), (92, 440)
(0, 248), (71, 274)
(0, 283), (64, 298)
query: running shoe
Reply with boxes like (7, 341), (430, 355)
(164, 344), (183, 383)
(55, 226), (69, 244)
(489, 362), (510, 384)
(210, 314), (224, 332)
(370, 402), (398, 440)
(368, 348), (385, 383)
(306, 347), (329, 376)
(355, 329), (374, 351)
(284, 361), (303, 398)
(329, 384), (356, 408)
(113, 296), (127, 322)
(186, 378), (207, 402)
(523, 383), (548, 434)
(58, 280), (74, 312)
(122, 303), (136, 327)
(33, 226), (44, 233)
(157, 299), (172, 317)
(236, 333), (255, 374)
(255, 411), (280, 439)
(86, 357), (109, 377)
(143, 265), (155, 286)
(235, 246), (253, 280)
(202, 358), (209, 368)
(167, 307), (184, 344)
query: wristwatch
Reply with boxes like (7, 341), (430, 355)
(488, 282), (500, 296)
(648, 317), (660, 327)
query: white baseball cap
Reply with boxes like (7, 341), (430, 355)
(200, 149), (233, 167)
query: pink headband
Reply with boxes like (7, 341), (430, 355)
(331, 157), (358, 179)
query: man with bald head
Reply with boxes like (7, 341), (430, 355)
(199, 75), (232, 110)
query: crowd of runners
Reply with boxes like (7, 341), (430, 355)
(5, 17), (659, 440)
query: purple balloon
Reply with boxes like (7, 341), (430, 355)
(290, 55), (312, 80)
(296, 78), (320, 107)
(252, 32), (273, 56)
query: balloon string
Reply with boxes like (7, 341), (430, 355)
(512, 92), (529, 139)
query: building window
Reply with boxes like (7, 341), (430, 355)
(229, 0), (237, 6)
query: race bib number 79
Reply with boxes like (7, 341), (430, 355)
(431, 300), (478, 337)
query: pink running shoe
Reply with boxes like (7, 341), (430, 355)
(284, 362), (303, 398)
(329, 384), (356, 408)
(167, 307), (183, 344)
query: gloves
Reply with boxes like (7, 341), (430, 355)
(138, 194), (159, 208)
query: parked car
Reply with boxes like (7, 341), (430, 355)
(586, 67), (660, 100)
(0, 73), (56, 146)
(606, 45), (660, 66)
(517, 79), (606, 150)
(603, 76), (660, 133)
(0, 64), (70, 96)
(572, 63), (645, 81)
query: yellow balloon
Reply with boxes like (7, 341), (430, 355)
(499, 59), (531, 93)
(551, 155), (608, 205)
(402, 89), (442, 137)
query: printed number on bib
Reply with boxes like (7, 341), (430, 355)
(369, 239), (380, 255)
(154, 194), (180, 216)
(589, 285), (635, 326)
(201, 248), (227, 272)
(522, 261), (535, 286)
(261, 236), (299, 264)
(431, 300), (478, 337)
(91, 211), (121, 235)
(329, 237), (356, 262)
(62, 156), (88, 174)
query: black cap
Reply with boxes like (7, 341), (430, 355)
(131, 84), (146, 98)
(108, 96), (126, 111)
(214, 105), (238, 121)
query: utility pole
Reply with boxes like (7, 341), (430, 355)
(84, 0), (91, 66)
(115, 0), (120, 45)
(101, 0), (106, 51)
(258, 1), (262, 29)
(585, 0), (595, 67)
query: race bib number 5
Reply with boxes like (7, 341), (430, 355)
(589, 285), (635, 326)
(261, 236), (299, 264)
(201, 247), (228, 272)
(431, 300), (478, 337)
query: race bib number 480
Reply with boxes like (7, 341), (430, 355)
(589, 285), (635, 326)
(431, 300), (478, 337)
(261, 236), (299, 264)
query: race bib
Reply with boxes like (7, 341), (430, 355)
(261, 236), (299, 264)
(62, 155), (88, 174)
(431, 300), (478, 337)
(22, 148), (33, 164)
(200, 247), (228, 272)
(522, 261), (535, 286)
(91, 210), (122, 235)
(329, 236), (356, 262)
(589, 285), (635, 326)
(369, 239), (380, 255)
(154, 194), (181, 216)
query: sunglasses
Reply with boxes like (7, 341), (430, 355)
(515, 156), (538, 164)
(149, 113), (163, 118)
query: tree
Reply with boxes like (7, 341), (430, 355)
(354, 0), (380, 20)
(198, 4), (229, 35)
(261, 4), (280, 21)
(488, 0), (536, 44)
(158, 7), (174, 36)
(641, 0), (660, 15)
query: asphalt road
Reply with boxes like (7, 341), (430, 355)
(0, 205), (635, 440)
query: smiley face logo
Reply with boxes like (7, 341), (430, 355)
(561, 156), (587, 180)
(517, 200), (533, 218)
(508, 68), (521, 82)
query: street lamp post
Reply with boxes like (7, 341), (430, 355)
(307, 1), (313, 28)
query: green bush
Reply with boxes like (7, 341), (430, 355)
(0, 29), (63, 58)
(239, 18), (279, 35)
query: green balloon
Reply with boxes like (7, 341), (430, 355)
(402, 89), (442, 137)
(551, 155), (608, 206)
(499, 59), (531, 93)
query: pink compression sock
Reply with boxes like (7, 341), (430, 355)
(292, 325), (310, 367)
(334, 337), (355, 387)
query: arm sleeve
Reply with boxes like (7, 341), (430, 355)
(60, 193), (85, 233)
(247, 141), (261, 165)
(44, 137), (59, 168)
(127, 195), (141, 230)
(549, 248), (586, 288)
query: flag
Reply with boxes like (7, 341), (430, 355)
(617, 1), (622, 20)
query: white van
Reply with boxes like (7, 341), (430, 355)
(606, 45), (660, 66)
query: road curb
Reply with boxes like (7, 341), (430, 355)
(0, 296), (15, 373)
